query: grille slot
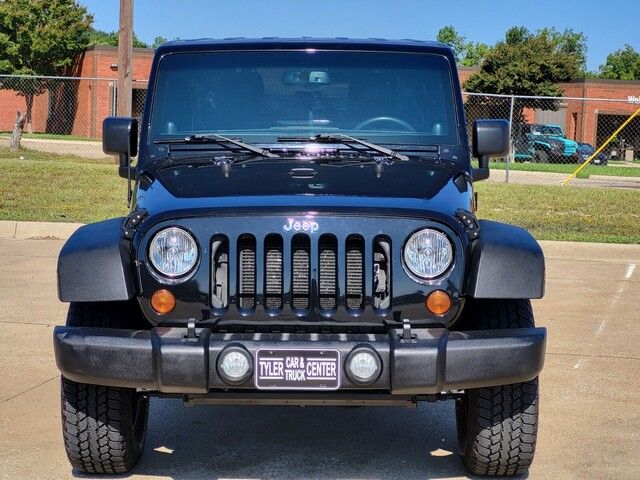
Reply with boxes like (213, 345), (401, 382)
(318, 235), (338, 310)
(345, 235), (365, 310)
(291, 234), (310, 311)
(237, 235), (256, 310)
(264, 234), (283, 310)
(373, 236), (392, 311)
(211, 236), (228, 309)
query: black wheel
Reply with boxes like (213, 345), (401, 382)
(60, 302), (149, 474)
(532, 151), (548, 164)
(455, 299), (539, 477)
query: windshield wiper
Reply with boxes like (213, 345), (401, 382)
(155, 134), (277, 158)
(278, 134), (409, 161)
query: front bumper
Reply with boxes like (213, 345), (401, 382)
(53, 325), (546, 395)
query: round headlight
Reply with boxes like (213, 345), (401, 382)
(149, 227), (198, 278)
(403, 229), (453, 280)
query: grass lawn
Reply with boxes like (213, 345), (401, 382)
(0, 132), (100, 142)
(487, 160), (640, 178)
(0, 147), (127, 223)
(1, 147), (639, 243)
(475, 182), (640, 244)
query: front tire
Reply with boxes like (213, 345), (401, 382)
(455, 299), (539, 476)
(61, 378), (148, 473)
(60, 302), (149, 474)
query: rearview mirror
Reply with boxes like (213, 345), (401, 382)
(103, 117), (138, 179)
(283, 69), (331, 85)
(472, 119), (510, 182)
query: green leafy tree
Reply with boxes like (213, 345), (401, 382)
(0, 0), (93, 132)
(437, 25), (491, 66)
(461, 42), (491, 67)
(437, 25), (467, 62)
(464, 27), (584, 119)
(88, 28), (149, 48)
(541, 27), (588, 72)
(152, 36), (168, 49)
(598, 45), (640, 80)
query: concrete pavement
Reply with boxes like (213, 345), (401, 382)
(0, 136), (108, 160)
(0, 238), (639, 479)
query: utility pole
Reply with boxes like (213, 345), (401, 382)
(117, 0), (133, 117)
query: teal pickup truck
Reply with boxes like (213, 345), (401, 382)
(514, 123), (580, 163)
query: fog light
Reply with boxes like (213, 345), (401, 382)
(217, 347), (253, 385)
(345, 347), (381, 385)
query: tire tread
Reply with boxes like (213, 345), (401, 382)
(60, 302), (148, 474)
(457, 299), (539, 477)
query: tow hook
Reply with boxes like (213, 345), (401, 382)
(185, 319), (198, 339)
(401, 319), (416, 342)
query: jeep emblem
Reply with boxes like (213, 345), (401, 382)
(283, 218), (319, 233)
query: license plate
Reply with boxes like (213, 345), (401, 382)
(255, 349), (340, 390)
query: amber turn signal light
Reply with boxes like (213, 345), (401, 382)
(151, 289), (176, 315)
(425, 290), (452, 316)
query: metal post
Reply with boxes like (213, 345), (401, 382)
(506, 95), (515, 184)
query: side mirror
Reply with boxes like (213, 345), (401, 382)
(472, 119), (510, 182)
(103, 117), (138, 179)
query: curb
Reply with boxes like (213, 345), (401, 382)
(0, 220), (84, 240)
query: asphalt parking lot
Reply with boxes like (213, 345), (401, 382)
(0, 238), (638, 480)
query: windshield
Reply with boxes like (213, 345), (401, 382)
(532, 125), (564, 137)
(149, 50), (459, 146)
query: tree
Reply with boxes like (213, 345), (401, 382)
(437, 26), (467, 63)
(599, 45), (640, 80)
(461, 42), (491, 67)
(0, 0), (92, 137)
(541, 27), (588, 73)
(436, 25), (491, 67)
(88, 28), (149, 48)
(464, 26), (584, 120)
(152, 36), (168, 49)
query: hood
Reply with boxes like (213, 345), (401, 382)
(153, 158), (461, 199)
(551, 135), (578, 147)
(136, 158), (473, 216)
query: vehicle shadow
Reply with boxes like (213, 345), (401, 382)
(74, 397), (527, 480)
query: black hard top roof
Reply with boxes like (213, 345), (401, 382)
(156, 37), (453, 56)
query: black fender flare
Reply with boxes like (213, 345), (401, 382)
(57, 218), (135, 302)
(466, 220), (545, 299)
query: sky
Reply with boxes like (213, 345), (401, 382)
(79, 0), (640, 72)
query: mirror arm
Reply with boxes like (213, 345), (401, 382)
(118, 165), (136, 180)
(472, 154), (490, 182)
(117, 150), (134, 207)
(472, 167), (490, 182)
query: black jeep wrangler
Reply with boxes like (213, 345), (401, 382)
(54, 38), (546, 476)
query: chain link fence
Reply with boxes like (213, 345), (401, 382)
(0, 74), (639, 188)
(463, 92), (640, 188)
(0, 74), (147, 159)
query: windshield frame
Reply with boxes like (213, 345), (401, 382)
(143, 48), (462, 152)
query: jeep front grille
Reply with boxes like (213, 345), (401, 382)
(210, 233), (392, 316)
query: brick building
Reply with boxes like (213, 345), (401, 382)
(0, 46), (153, 137)
(2, 48), (640, 147)
(559, 79), (640, 149)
